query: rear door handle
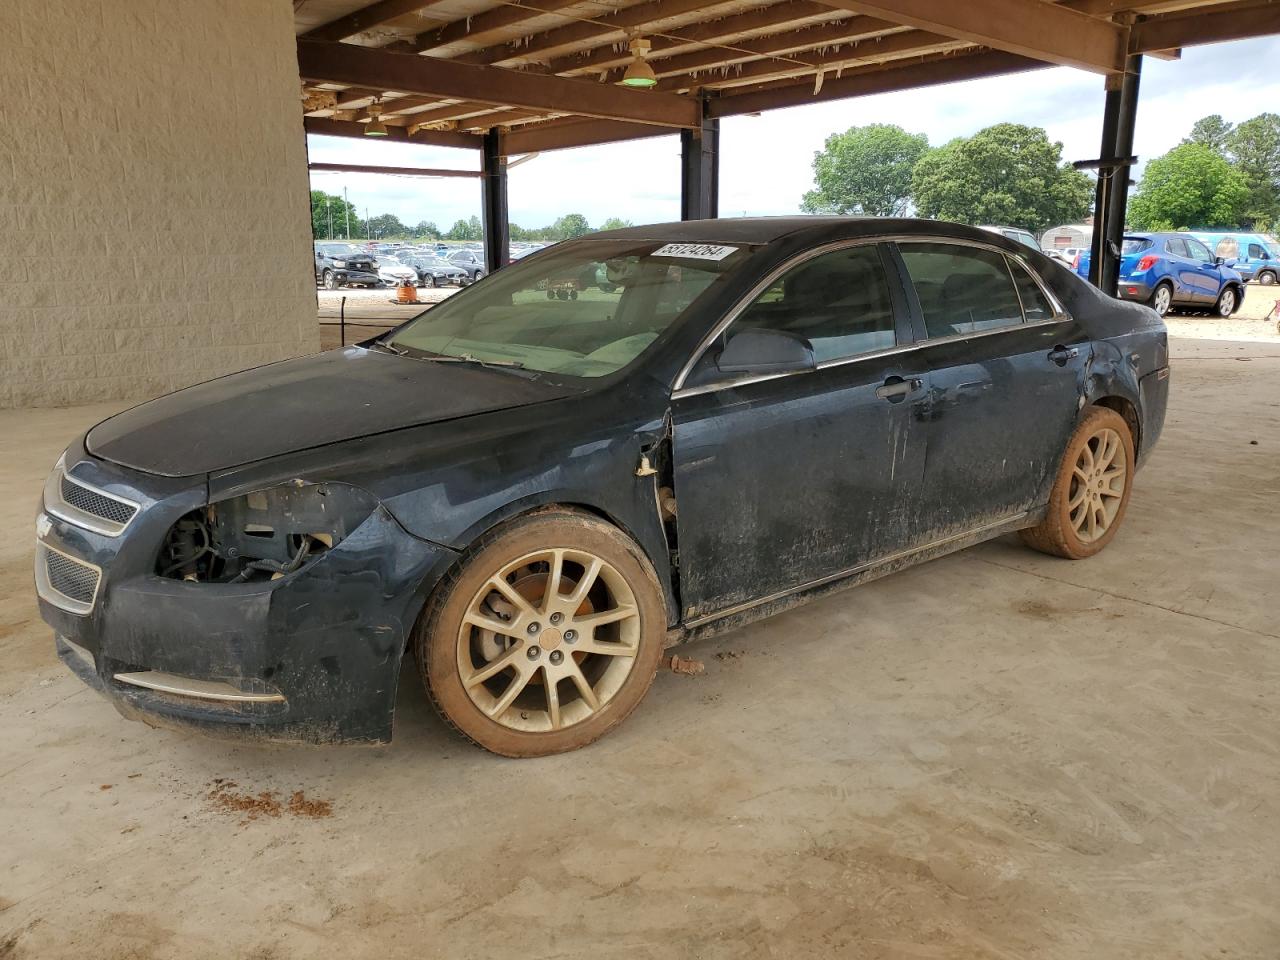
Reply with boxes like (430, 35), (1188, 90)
(875, 376), (923, 402)
(1048, 345), (1079, 366)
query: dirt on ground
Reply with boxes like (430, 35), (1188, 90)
(0, 329), (1277, 959)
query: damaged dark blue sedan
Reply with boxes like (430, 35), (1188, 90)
(36, 218), (1170, 757)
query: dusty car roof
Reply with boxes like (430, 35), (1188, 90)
(589, 216), (1007, 246)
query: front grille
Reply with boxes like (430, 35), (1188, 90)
(43, 546), (101, 606)
(61, 474), (138, 526)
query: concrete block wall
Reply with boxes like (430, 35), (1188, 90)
(0, 0), (318, 408)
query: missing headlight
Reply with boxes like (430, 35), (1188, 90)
(157, 481), (378, 583)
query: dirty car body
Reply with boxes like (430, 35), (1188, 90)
(36, 218), (1170, 744)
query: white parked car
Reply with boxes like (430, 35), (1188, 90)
(374, 256), (418, 286)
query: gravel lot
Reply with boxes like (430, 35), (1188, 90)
(1, 331), (1277, 959)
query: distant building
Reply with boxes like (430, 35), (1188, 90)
(1040, 223), (1093, 253)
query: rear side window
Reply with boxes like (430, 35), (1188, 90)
(1009, 261), (1056, 321)
(734, 244), (896, 363)
(899, 243), (1024, 338)
(1166, 238), (1189, 257)
(1122, 238), (1151, 254)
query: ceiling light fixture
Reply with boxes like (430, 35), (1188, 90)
(619, 38), (657, 88)
(365, 98), (389, 136)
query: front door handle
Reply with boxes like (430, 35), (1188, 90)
(875, 376), (923, 402)
(1048, 345), (1080, 366)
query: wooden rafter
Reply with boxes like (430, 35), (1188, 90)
(304, 115), (483, 148)
(815, 0), (1128, 72)
(297, 39), (701, 127)
(414, 0), (585, 54)
(1130, 0), (1280, 51)
(303, 0), (447, 42)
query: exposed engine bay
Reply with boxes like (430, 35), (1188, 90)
(156, 481), (376, 583)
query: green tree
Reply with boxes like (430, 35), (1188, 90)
(366, 213), (409, 239)
(310, 190), (360, 240)
(1128, 143), (1250, 230)
(597, 217), (634, 231)
(551, 213), (592, 239)
(1226, 113), (1280, 229)
(1184, 114), (1235, 153)
(445, 216), (483, 241)
(800, 124), (930, 216)
(911, 123), (1093, 232)
(413, 220), (441, 239)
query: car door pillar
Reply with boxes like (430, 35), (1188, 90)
(680, 97), (719, 221)
(482, 128), (509, 273)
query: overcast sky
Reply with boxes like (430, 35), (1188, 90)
(307, 36), (1280, 232)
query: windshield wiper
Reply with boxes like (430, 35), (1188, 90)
(370, 339), (407, 356)
(432, 353), (525, 369)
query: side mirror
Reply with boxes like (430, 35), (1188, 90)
(717, 329), (815, 375)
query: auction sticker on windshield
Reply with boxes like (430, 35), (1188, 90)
(651, 243), (739, 261)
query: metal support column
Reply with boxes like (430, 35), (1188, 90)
(482, 129), (509, 273)
(680, 99), (719, 220)
(1087, 54), (1143, 294)
(1102, 54), (1142, 296)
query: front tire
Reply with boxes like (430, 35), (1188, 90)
(1214, 286), (1237, 317)
(1258, 270), (1276, 286)
(1020, 405), (1135, 560)
(323, 270), (338, 290)
(416, 509), (667, 757)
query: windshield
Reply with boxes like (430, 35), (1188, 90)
(387, 239), (749, 378)
(319, 244), (366, 257)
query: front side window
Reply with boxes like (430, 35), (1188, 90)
(1248, 243), (1267, 259)
(899, 243), (1024, 338)
(730, 244), (897, 364)
(387, 240), (745, 378)
(1185, 237), (1213, 262)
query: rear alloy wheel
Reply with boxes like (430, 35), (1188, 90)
(1258, 270), (1276, 286)
(1214, 287), (1237, 317)
(1020, 405), (1135, 560)
(1149, 283), (1173, 316)
(417, 509), (666, 756)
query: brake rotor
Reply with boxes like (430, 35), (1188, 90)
(477, 567), (593, 681)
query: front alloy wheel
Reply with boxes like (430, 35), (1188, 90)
(417, 509), (666, 756)
(1215, 287), (1237, 317)
(323, 270), (338, 290)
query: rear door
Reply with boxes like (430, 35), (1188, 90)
(670, 242), (930, 620)
(891, 240), (1090, 528)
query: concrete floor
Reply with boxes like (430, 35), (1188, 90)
(1, 337), (1278, 959)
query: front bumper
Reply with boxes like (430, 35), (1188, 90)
(36, 442), (458, 744)
(330, 268), (381, 286)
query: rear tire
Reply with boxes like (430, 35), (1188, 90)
(416, 509), (667, 757)
(1019, 405), (1135, 560)
(1148, 282), (1173, 316)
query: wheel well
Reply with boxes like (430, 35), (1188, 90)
(1093, 395), (1140, 455)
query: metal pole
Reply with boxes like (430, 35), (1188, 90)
(1102, 54), (1143, 297)
(680, 96), (720, 220)
(482, 129), (510, 272)
(1089, 77), (1122, 288)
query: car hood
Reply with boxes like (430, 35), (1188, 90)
(86, 348), (581, 477)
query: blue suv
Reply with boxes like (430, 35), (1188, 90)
(1191, 232), (1279, 285)
(1075, 232), (1245, 317)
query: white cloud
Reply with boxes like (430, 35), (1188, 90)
(307, 36), (1280, 230)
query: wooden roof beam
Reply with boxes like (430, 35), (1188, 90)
(302, 0), (447, 42)
(544, 7), (896, 77)
(304, 115), (482, 148)
(1131, 0), (1280, 52)
(815, 0), (1128, 72)
(297, 39), (701, 127)
(414, 0), (585, 54)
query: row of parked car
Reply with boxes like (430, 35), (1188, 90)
(314, 241), (495, 290)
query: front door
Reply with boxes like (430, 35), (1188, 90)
(670, 242), (930, 621)
(892, 241), (1090, 529)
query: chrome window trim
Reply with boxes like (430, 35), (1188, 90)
(684, 511), (1028, 629)
(35, 540), (103, 616)
(671, 234), (1072, 397)
(44, 464), (141, 538)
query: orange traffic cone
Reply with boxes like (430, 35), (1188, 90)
(396, 280), (419, 304)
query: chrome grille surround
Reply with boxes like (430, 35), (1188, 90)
(45, 462), (141, 537)
(35, 541), (102, 615)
